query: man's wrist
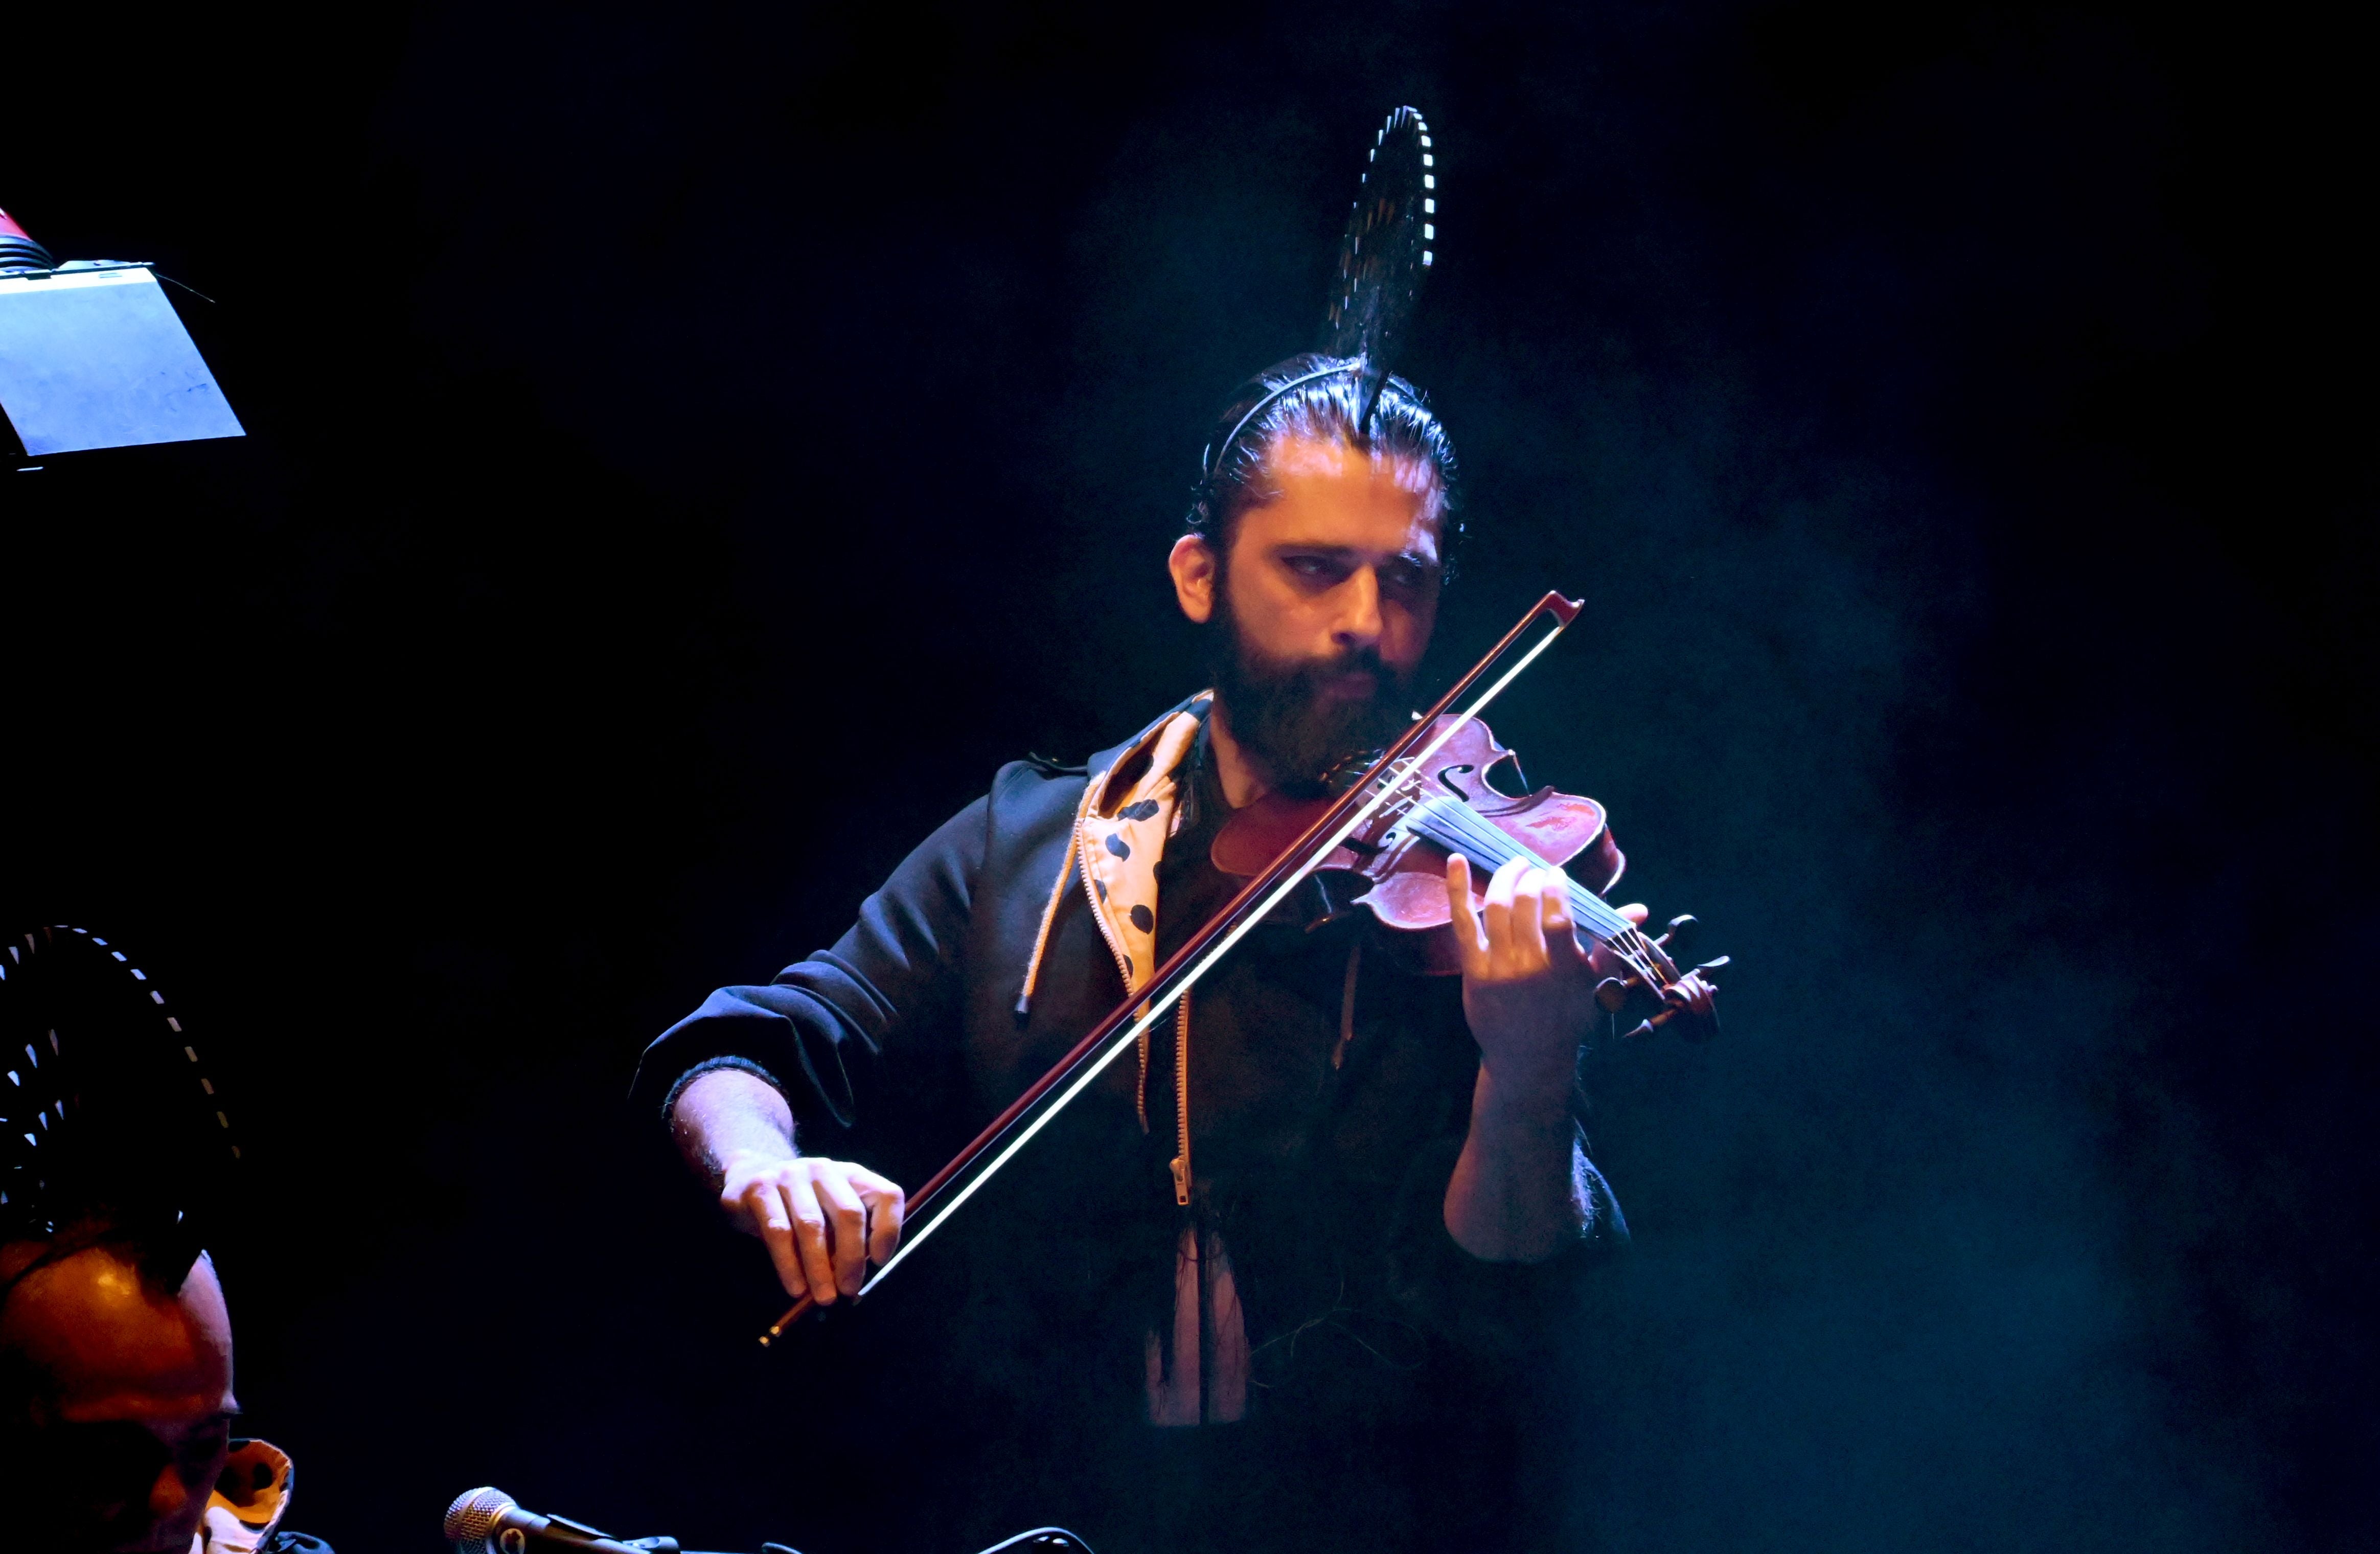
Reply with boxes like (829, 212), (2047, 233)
(672, 1067), (799, 1185)
(717, 1141), (801, 1176)
(1470, 1062), (1576, 1136)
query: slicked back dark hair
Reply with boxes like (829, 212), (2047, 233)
(1184, 353), (1463, 579)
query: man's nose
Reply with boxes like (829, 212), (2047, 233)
(1331, 568), (1385, 648)
(144, 1464), (194, 1534)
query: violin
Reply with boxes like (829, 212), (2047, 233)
(1212, 714), (1723, 1037)
(758, 591), (1723, 1344)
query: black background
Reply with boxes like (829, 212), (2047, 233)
(2, 2), (2370, 1550)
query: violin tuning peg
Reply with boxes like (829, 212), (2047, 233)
(1693, 954), (1729, 981)
(1594, 976), (1633, 1013)
(1653, 913), (1698, 951)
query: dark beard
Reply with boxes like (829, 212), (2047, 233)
(1207, 603), (1416, 798)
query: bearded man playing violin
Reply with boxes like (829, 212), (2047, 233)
(634, 356), (1659, 1553)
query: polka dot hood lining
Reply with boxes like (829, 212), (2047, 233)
(1015, 695), (1210, 1017)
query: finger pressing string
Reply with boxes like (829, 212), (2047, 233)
(1544, 864), (1589, 962)
(1512, 867), (1549, 957)
(1445, 854), (1487, 955)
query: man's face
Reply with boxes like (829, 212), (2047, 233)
(1170, 433), (1444, 791)
(1, 1248), (237, 1553)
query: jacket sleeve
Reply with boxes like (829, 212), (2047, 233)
(1382, 1128), (1628, 1362)
(628, 793), (989, 1145)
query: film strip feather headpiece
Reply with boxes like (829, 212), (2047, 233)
(1325, 105), (1437, 429)
(1199, 106), (1438, 484)
(0, 926), (240, 1295)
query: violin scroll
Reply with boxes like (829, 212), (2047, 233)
(1594, 932), (1725, 1043)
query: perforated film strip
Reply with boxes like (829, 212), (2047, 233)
(0, 925), (240, 1216)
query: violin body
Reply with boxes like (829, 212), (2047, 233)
(1212, 716), (1721, 1025)
(1213, 717), (1625, 940)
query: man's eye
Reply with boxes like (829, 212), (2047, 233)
(1284, 556), (1337, 579)
(177, 1426), (230, 1480)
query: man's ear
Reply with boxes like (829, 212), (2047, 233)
(1169, 534), (1219, 625)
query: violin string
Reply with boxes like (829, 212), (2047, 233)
(1407, 802), (1663, 985)
(1407, 799), (1638, 938)
(854, 603), (1581, 1299)
(1353, 766), (1667, 1001)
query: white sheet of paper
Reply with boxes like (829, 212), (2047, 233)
(0, 266), (245, 455)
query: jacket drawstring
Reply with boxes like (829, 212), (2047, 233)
(1334, 938), (1363, 1068)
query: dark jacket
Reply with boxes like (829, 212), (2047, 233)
(635, 697), (1622, 1374)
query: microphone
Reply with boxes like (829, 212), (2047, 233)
(444, 1487), (660, 1554)
(443, 1483), (1087, 1554)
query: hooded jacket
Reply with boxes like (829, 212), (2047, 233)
(632, 697), (1623, 1428)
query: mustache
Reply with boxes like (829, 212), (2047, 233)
(1286, 641), (1388, 683)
